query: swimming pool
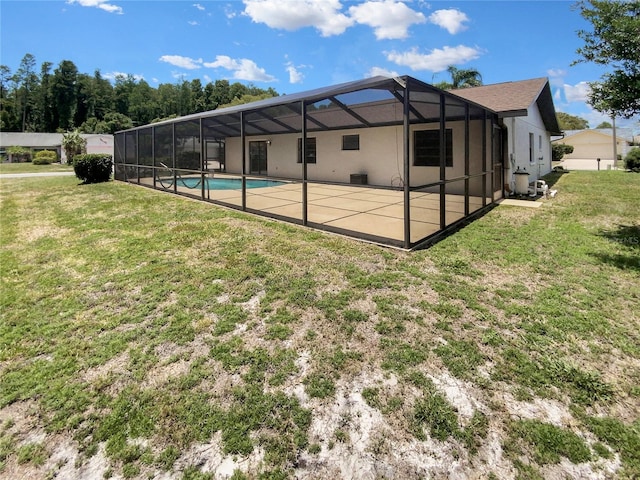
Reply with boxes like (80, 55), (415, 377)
(161, 177), (286, 190)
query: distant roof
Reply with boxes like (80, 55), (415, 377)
(562, 128), (634, 142)
(0, 132), (112, 148)
(0, 132), (63, 147)
(450, 78), (561, 135)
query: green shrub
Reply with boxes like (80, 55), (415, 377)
(33, 150), (58, 165)
(73, 154), (113, 184)
(624, 147), (640, 172)
(552, 144), (574, 162)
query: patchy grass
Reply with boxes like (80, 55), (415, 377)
(1, 171), (639, 479)
(507, 419), (591, 465)
(584, 416), (640, 472)
(15, 442), (47, 466)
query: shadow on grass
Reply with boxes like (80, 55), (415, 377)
(593, 224), (640, 271)
(542, 169), (569, 189)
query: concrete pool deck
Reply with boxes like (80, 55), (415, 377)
(136, 175), (492, 244)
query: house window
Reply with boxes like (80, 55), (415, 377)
(297, 137), (317, 163)
(414, 129), (453, 167)
(342, 134), (360, 150)
(529, 133), (535, 163)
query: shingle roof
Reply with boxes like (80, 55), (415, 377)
(450, 78), (561, 135)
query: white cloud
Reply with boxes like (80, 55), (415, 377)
(348, 0), (426, 40)
(286, 63), (304, 84)
(366, 66), (399, 78)
(428, 9), (468, 34)
(188, 21), (199, 26)
(547, 68), (566, 78)
(193, 3), (205, 10)
(582, 109), (617, 129)
(386, 45), (482, 72)
(547, 69), (566, 87)
(66, 0), (123, 14)
(225, 4), (237, 19)
(159, 55), (203, 70)
(203, 74), (212, 83)
(243, 0), (353, 37)
(564, 82), (591, 103)
(204, 55), (276, 82)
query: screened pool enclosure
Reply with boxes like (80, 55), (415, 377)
(115, 75), (504, 249)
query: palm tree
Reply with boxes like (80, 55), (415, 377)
(435, 66), (483, 90)
(61, 129), (86, 165)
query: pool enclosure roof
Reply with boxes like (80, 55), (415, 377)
(122, 75), (497, 139)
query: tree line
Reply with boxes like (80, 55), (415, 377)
(0, 53), (279, 134)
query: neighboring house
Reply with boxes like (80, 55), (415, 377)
(0, 132), (114, 163)
(113, 75), (560, 248)
(551, 128), (633, 161)
(451, 77), (561, 191)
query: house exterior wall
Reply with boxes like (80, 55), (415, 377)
(225, 119), (489, 192)
(504, 105), (552, 189)
(225, 125), (405, 187)
(84, 135), (115, 158)
(552, 131), (629, 161)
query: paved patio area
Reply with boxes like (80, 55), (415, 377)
(138, 174), (490, 244)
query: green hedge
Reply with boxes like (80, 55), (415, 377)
(552, 144), (574, 162)
(33, 150), (58, 165)
(624, 147), (640, 172)
(73, 154), (113, 184)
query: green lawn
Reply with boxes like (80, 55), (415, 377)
(0, 162), (74, 174)
(1, 171), (638, 479)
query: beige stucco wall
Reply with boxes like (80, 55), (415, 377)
(553, 131), (628, 161)
(225, 119), (491, 193)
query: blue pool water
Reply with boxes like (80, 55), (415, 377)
(169, 177), (285, 190)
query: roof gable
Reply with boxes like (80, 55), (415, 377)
(560, 129), (633, 143)
(450, 78), (561, 135)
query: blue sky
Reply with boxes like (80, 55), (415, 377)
(1, 0), (638, 131)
